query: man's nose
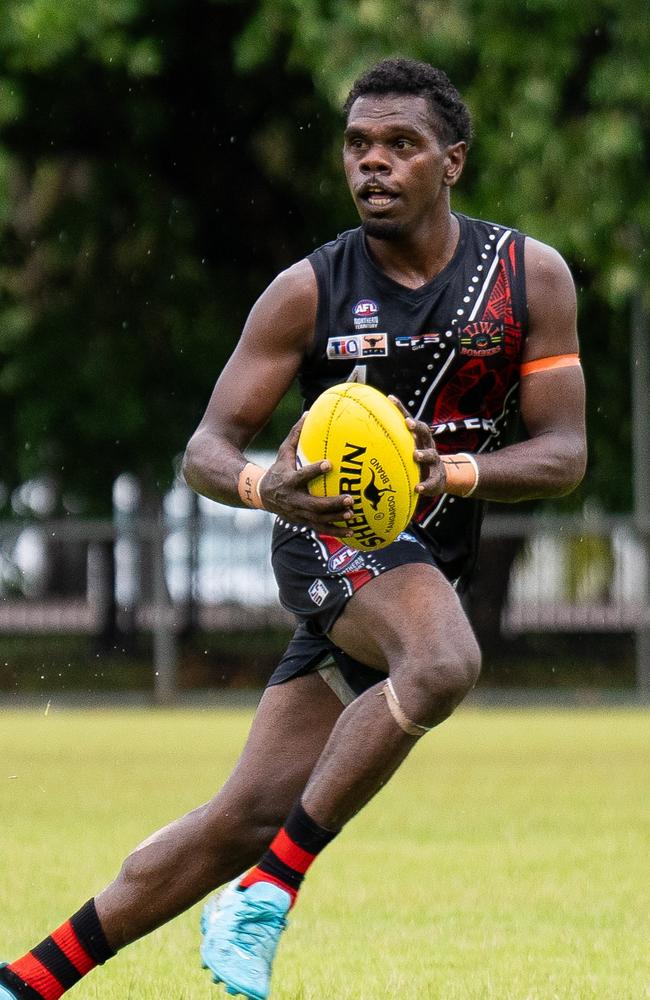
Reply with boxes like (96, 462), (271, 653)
(359, 144), (390, 173)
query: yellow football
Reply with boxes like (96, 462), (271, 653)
(297, 383), (419, 550)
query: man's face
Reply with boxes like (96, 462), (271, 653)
(343, 93), (464, 240)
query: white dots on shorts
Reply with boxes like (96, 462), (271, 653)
(456, 308), (464, 316)
(481, 253), (488, 259)
(489, 233), (496, 240)
(408, 400), (415, 407)
(420, 376), (427, 383)
(427, 364), (434, 370)
(452, 318), (458, 325)
(472, 275), (478, 282)
(414, 390), (421, 396)
(433, 352), (440, 359)
(484, 243), (491, 250)
(468, 285), (475, 292)
(445, 329), (453, 337)
(463, 296), (470, 303)
(477, 264), (484, 271)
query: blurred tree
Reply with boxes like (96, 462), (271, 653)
(0, 0), (341, 513)
(0, 0), (647, 514)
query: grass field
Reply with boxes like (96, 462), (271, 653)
(1, 705), (648, 999)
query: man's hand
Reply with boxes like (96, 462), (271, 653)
(258, 415), (355, 535)
(387, 396), (446, 496)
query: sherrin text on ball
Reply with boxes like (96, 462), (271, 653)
(297, 383), (419, 550)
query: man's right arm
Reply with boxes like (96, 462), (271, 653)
(182, 259), (354, 535)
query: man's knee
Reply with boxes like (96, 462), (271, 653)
(393, 633), (481, 728)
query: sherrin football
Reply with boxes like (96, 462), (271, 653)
(297, 383), (419, 550)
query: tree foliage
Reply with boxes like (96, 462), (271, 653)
(0, 0), (647, 513)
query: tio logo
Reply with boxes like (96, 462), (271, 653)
(329, 338), (360, 356)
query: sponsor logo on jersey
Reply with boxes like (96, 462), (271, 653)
(308, 578), (330, 606)
(327, 334), (388, 359)
(459, 321), (504, 357)
(353, 315), (379, 329)
(353, 299), (378, 316)
(352, 299), (380, 330)
(394, 332), (441, 350)
(327, 546), (366, 574)
(360, 333), (387, 356)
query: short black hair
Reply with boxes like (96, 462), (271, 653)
(344, 57), (472, 147)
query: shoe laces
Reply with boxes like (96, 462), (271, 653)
(231, 898), (287, 960)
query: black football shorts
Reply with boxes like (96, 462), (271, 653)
(267, 517), (444, 703)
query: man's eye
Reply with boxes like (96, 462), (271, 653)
(394, 139), (413, 150)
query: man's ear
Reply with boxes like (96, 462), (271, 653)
(443, 141), (467, 187)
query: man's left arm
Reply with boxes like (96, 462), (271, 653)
(469, 237), (586, 500)
(412, 237), (587, 502)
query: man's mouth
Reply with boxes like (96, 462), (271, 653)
(359, 184), (398, 209)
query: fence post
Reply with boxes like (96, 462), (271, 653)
(152, 518), (178, 704)
(631, 288), (650, 701)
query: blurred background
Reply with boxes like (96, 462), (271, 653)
(1, 0), (648, 703)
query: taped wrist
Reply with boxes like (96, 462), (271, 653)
(380, 679), (431, 737)
(441, 452), (479, 498)
(238, 463), (267, 510)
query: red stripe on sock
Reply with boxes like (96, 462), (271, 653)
(239, 869), (298, 904)
(51, 922), (96, 976)
(9, 954), (64, 1000)
(271, 828), (317, 875)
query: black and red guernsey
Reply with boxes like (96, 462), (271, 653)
(299, 212), (528, 581)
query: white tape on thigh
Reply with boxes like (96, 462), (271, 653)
(380, 678), (431, 737)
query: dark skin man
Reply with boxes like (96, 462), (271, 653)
(0, 66), (586, 1000)
(92, 91), (585, 945)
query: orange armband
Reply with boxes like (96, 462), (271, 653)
(441, 453), (479, 498)
(520, 353), (581, 376)
(238, 463), (267, 510)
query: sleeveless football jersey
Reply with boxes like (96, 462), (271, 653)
(300, 212), (528, 581)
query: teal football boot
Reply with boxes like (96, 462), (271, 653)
(200, 879), (291, 1000)
(0, 965), (18, 999)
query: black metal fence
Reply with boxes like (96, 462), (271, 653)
(1, 501), (648, 701)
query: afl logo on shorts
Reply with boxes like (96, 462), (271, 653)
(327, 545), (365, 574)
(459, 321), (504, 357)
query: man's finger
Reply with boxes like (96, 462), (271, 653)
(293, 458), (331, 483)
(388, 394), (410, 418)
(414, 447), (438, 465)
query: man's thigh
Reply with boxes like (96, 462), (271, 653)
(328, 562), (476, 675)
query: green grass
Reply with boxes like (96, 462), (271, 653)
(1, 706), (648, 999)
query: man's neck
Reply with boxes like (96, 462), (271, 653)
(364, 207), (460, 291)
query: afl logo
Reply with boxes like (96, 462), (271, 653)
(327, 546), (364, 573)
(353, 299), (378, 317)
